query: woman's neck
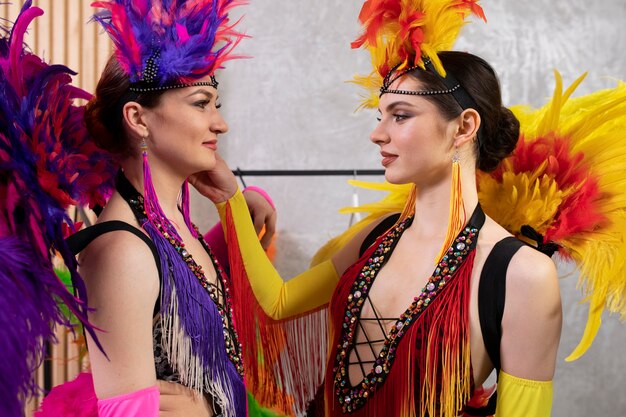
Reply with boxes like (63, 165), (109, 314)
(409, 163), (478, 239)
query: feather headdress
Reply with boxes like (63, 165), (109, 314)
(92, 0), (247, 89)
(313, 71), (626, 362)
(351, 0), (486, 109)
(0, 2), (115, 416)
(479, 71), (626, 361)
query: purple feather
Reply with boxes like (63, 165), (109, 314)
(0, 237), (65, 417)
(0, 2), (116, 413)
(91, 0), (247, 86)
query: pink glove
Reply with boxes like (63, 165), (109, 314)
(242, 185), (275, 210)
(97, 385), (159, 417)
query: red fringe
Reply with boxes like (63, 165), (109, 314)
(492, 134), (606, 245)
(325, 239), (476, 417)
(225, 204), (326, 416)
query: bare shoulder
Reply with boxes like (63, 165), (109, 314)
(500, 244), (562, 380)
(79, 191), (159, 297)
(507, 245), (559, 306)
(78, 217), (161, 397)
(79, 221), (159, 293)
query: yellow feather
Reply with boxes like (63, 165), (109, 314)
(317, 72), (626, 359)
(351, 0), (485, 109)
(310, 182), (411, 267)
(493, 72), (626, 358)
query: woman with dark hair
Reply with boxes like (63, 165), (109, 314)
(35, 1), (278, 417)
(205, 2), (560, 416)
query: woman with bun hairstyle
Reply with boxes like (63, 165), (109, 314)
(211, 1), (560, 416)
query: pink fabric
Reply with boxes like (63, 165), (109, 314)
(243, 185), (276, 210)
(35, 372), (98, 417)
(97, 385), (159, 417)
(204, 222), (229, 267)
(36, 372), (159, 417)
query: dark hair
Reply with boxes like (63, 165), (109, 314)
(407, 51), (519, 172)
(84, 55), (164, 157)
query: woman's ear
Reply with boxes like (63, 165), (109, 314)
(122, 101), (149, 139)
(453, 108), (480, 147)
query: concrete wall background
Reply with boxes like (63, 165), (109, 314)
(192, 1), (626, 415)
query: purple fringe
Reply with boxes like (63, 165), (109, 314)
(181, 179), (198, 238)
(141, 152), (245, 415)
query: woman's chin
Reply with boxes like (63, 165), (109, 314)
(384, 170), (412, 185)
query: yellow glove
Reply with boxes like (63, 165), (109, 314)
(495, 371), (553, 417)
(216, 189), (339, 320)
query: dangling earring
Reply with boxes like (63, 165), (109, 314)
(434, 148), (466, 262)
(141, 133), (159, 221)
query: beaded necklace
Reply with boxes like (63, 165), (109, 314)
(117, 173), (244, 376)
(333, 207), (483, 413)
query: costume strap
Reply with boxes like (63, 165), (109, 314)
(66, 220), (162, 318)
(477, 237), (526, 375)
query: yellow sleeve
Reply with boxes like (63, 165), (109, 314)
(216, 189), (339, 320)
(495, 371), (553, 417)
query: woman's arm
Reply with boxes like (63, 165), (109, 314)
(203, 186), (277, 268)
(216, 190), (338, 319)
(496, 246), (561, 416)
(80, 230), (161, 415)
(216, 189), (387, 320)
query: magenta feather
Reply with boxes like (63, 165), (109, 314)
(0, 1), (115, 415)
(91, 0), (247, 86)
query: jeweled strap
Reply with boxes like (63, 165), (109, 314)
(115, 171), (149, 224)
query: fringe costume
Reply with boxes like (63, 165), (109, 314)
(217, 189), (554, 417)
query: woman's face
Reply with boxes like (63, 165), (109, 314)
(370, 75), (456, 187)
(142, 76), (228, 177)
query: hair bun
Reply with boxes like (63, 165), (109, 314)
(84, 96), (122, 155)
(477, 106), (520, 172)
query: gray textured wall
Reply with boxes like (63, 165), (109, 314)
(192, 1), (626, 415)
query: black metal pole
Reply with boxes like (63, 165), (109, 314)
(232, 169), (385, 176)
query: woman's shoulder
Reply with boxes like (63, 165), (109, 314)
(480, 217), (556, 280)
(79, 196), (159, 288)
(480, 218), (560, 317)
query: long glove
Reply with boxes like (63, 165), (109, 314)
(216, 189), (339, 319)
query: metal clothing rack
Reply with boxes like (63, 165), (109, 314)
(233, 169), (385, 176)
(233, 168), (385, 187)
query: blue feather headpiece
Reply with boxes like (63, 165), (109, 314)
(92, 0), (247, 91)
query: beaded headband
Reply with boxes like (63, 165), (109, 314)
(379, 58), (483, 144)
(129, 77), (219, 92)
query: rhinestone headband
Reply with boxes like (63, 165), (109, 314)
(129, 77), (219, 93)
(380, 58), (482, 143)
